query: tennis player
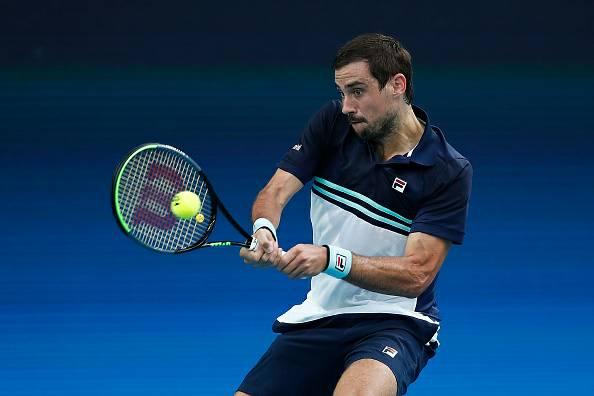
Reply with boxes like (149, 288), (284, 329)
(237, 33), (472, 395)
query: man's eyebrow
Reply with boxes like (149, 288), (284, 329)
(335, 81), (367, 90)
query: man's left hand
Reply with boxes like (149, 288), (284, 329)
(275, 244), (327, 279)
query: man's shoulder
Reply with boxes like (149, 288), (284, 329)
(307, 100), (350, 142)
(319, 99), (342, 116)
(314, 100), (346, 128)
(431, 127), (472, 178)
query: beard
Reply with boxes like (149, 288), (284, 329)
(358, 111), (400, 143)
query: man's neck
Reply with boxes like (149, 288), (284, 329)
(379, 106), (424, 161)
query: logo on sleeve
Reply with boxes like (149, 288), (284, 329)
(392, 177), (407, 193)
(335, 254), (346, 271)
(382, 346), (398, 358)
(292, 144), (302, 151)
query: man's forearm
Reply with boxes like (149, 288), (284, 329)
(250, 169), (303, 227)
(251, 187), (284, 227)
(341, 233), (448, 298)
(345, 254), (431, 298)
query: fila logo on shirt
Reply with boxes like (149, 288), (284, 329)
(382, 346), (398, 358)
(335, 254), (347, 272)
(292, 144), (302, 151)
(392, 177), (407, 193)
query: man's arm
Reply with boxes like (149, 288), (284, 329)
(276, 232), (450, 298)
(251, 169), (303, 228)
(347, 232), (450, 297)
(239, 169), (303, 266)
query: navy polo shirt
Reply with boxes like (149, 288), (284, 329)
(280, 100), (472, 244)
(275, 100), (472, 325)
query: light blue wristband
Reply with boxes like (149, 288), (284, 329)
(252, 218), (277, 241)
(323, 245), (352, 279)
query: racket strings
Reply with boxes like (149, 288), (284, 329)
(177, 164), (204, 250)
(139, 149), (172, 250)
(154, 150), (180, 250)
(151, 149), (214, 251)
(148, 149), (174, 250)
(130, 149), (161, 248)
(142, 149), (212, 251)
(116, 146), (215, 252)
(119, 149), (155, 233)
(168, 154), (206, 250)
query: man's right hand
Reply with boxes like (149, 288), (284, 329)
(239, 228), (283, 268)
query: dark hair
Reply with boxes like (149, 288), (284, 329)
(333, 33), (413, 104)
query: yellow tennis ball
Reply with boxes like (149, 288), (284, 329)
(170, 191), (202, 220)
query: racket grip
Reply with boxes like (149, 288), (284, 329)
(248, 237), (259, 251)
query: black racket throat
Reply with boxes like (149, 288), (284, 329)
(216, 197), (252, 241)
(177, 187), (254, 253)
(189, 172), (253, 249)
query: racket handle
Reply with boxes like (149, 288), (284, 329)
(248, 237), (259, 251)
(247, 239), (288, 255)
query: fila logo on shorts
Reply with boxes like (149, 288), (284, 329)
(392, 177), (407, 193)
(382, 346), (398, 358)
(335, 254), (347, 271)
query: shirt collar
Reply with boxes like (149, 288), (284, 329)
(382, 105), (439, 167)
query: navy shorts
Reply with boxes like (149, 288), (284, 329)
(237, 314), (439, 396)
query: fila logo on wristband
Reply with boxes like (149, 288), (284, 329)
(335, 254), (347, 271)
(324, 245), (352, 279)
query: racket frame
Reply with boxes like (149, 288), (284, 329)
(111, 143), (253, 253)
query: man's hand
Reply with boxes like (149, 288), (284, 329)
(276, 244), (327, 279)
(239, 228), (283, 268)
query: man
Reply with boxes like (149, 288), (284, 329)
(236, 33), (472, 396)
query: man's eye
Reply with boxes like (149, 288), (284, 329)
(353, 88), (363, 97)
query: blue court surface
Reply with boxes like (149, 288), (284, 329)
(1, 67), (593, 395)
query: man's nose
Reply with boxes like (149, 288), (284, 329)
(341, 96), (355, 115)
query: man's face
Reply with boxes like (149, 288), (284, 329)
(335, 61), (399, 141)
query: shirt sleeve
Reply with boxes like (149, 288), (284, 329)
(277, 101), (338, 184)
(410, 160), (473, 244)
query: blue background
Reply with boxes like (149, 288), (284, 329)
(1, 1), (593, 395)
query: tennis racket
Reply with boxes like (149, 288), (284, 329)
(112, 143), (258, 253)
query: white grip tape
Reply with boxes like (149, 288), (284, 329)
(252, 218), (277, 242)
(248, 238), (259, 251)
(324, 245), (352, 279)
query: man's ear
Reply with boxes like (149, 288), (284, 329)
(390, 73), (407, 98)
